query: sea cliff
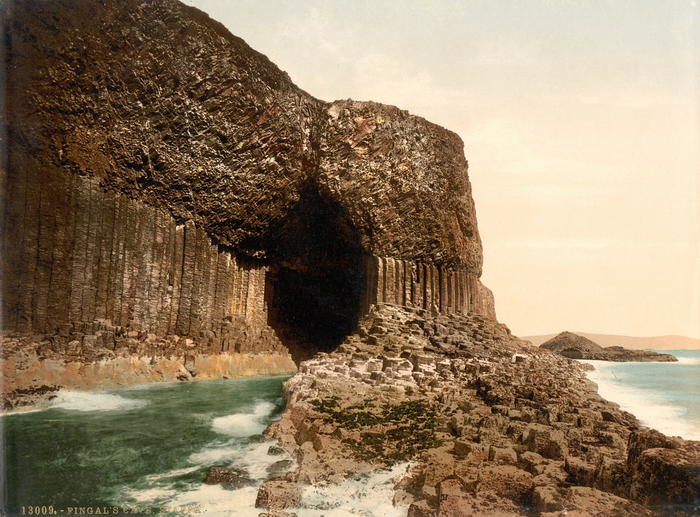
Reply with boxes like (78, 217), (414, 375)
(1, 0), (698, 514)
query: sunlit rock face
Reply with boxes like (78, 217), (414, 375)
(1, 0), (494, 372)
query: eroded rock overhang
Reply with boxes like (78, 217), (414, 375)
(1, 0), (495, 361)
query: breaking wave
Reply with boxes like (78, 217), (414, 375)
(582, 360), (700, 440)
(295, 462), (411, 517)
(49, 390), (148, 412)
(211, 400), (276, 437)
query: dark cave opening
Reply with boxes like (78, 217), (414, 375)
(265, 183), (365, 363)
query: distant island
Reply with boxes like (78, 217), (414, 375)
(539, 331), (678, 362)
(525, 332), (700, 350)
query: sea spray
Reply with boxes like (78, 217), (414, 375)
(49, 390), (149, 412)
(582, 352), (700, 440)
(3, 375), (290, 514)
(211, 400), (276, 437)
(294, 462), (412, 517)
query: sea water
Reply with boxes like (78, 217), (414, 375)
(0, 376), (410, 517)
(582, 350), (700, 440)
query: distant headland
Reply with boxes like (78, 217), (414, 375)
(538, 332), (678, 362)
(525, 332), (700, 351)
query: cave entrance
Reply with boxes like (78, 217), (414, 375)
(265, 183), (364, 363)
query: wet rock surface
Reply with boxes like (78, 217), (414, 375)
(2, 1), (698, 514)
(204, 466), (255, 490)
(262, 304), (700, 516)
(540, 332), (677, 362)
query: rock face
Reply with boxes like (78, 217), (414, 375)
(3, 2), (698, 515)
(1, 0), (494, 392)
(204, 466), (255, 490)
(264, 305), (700, 516)
(540, 332), (677, 362)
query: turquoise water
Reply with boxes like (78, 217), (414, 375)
(1, 377), (411, 517)
(1, 376), (290, 516)
(6, 350), (693, 516)
(582, 350), (700, 440)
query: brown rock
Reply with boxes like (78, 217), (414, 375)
(558, 486), (653, 516)
(436, 478), (466, 501)
(628, 446), (700, 506)
(204, 466), (254, 489)
(255, 479), (302, 510)
(477, 465), (534, 504)
(488, 445), (518, 464)
(533, 485), (565, 512)
(407, 501), (437, 517)
(565, 456), (596, 485)
(541, 332), (677, 362)
(522, 424), (568, 460)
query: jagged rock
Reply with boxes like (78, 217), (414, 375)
(2, 0), (497, 386)
(1, 384), (60, 410)
(533, 485), (566, 512)
(268, 445), (286, 456)
(1, 1), (697, 515)
(521, 423), (568, 460)
(547, 486), (654, 517)
(264, 305), (699, 515)
(204, 466), (255, 490)
(628, 445), (700, 506)
(255, 479), (303, 510)
(266, 460), (294, 478)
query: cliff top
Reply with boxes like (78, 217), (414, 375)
(4, 0), (483, 271)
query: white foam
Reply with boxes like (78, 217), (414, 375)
(188, 439), (293, 480)
(234, 440), (293, 480)
(187, 445), (242, 465)
(130, 439), (293, 517)
(294, 462), (411, 517)
(124, 440), (404, 517)
(124, 486), (178, 503)
(165, 484), (262, 517)
(211, 401), (275, 437)
(0, 406), (45, 416)
(676, 357), (700, 365)
(582, 360), (700, 440)
(49, 390), (148, 412)
(145, 466), (201, 482)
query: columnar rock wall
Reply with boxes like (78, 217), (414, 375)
(1, 166), (282, 354)
(0, 157), (496, 342)
(360, 256), (496, 320)
(2, 0), (498, 364)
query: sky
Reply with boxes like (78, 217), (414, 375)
(184, 0), (700, 338)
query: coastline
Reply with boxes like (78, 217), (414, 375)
(1, 351), (297, 414)
(581, 357), (700, 441)
(5, 306), (700, 514)
(262, 304), (700, 515)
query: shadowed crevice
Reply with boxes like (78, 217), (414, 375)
(265, 182), (365, 362)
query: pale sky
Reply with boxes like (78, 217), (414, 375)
(184, 0), (700, 338)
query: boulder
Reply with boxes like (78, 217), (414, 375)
(255, 479), (303, 510)
(204, 466), (254, 490)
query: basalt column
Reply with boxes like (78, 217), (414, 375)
(3, 0), (497, 375)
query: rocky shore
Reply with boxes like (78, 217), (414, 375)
(540, 332), (678, 362)
(0, 322), (295, 411)
(257, 304), (699, 516)
(3, 2), (698, 515)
